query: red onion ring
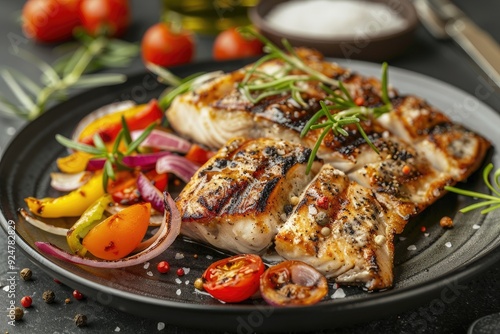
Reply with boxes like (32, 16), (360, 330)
(156, 155), (199, 183)
(131, 129), (191, 153)
(86, 151), (172, 171)
(35, 191), (181, 268)
(136, 172), (164, 213)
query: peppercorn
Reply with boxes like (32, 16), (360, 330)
(157, 261), (170, 274)
(176, 268), (185, 277)
(21, 296), (32, 308)
(13, 307), (23, 321)
(42, 290), (55, 304)
(72, 290), (84, 300)
(193, 254), (198, 259)
(65, 298), (71, 304)
(315, 211), (328, 226)
(74, 314), (87, 327)
(440, 216), (454, 229)
(20, 268), (32, 281)
(194, 278), (204, 291)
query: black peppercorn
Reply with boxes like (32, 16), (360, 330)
(74, 314), (87, 327)
(42, 290), (55, 304)
(20, 268), (32, 281)
(14, 307), (24, 321)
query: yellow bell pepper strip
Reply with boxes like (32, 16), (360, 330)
(82, 202), (151, 260)
(56, 151), (94, 173)
(24, 172), (105, 218)
(66, 194), (113, 257)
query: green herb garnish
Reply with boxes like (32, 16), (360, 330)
(445, 163), (500, 214)
(0, 32), (138, 120)
(55, 118), (156, 191)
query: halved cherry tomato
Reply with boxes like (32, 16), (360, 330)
(82, 202), (151, 260)
(22, 0), (81, 43)
(202, 254), (265, 303)
(184, 144), (215, 165)
(78, 0), (130, 37)
(141, 23), (194, 67)
(78, 99), (163, 145)
(213, 27), (263, 61)
(259, 260), (328, 306)
(107, 170), (168, 205)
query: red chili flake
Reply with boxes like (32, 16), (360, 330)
(420, 226), (427, 232)
(402, 165), (411, 175)
(354, 96), (365, 106)
(316, 196), (329, 209)
(21, 296), (32, 308)
(157, 261), (170, 274)
(72, 290), (84, 300)
(53, 278), (62, 284)
(176, 268), (185, 277)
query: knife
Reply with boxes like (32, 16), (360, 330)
(414, 0), (500, 89)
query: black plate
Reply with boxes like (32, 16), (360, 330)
(1, 60), (500, 332)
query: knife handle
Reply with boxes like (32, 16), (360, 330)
(446, 17), (500, 88)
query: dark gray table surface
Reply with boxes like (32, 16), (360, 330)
(1, 0), (499, 333)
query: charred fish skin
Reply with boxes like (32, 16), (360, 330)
(177, 137), (322, 255)
(274, 164), (397, 291)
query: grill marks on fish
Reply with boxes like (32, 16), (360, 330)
(275, 165), (396, 290)
(177, 137), (321, 254)
(168, 50), (490, 290)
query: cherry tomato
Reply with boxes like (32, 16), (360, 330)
(202, 254), (265, 303)
(260, 260), (328, 306)
(22, 0), (81, 43)
(184, 144), (215, 165)
(213, 27), (263, 61)
(82, 202), (151, 260)
(141, 23), (194, 67)
(78, 0), (130, 37)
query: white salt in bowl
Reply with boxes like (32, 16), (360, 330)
(249, 0), (419, 61)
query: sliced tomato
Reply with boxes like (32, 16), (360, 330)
(259, 260), (328, 306)
(79, 99), (163, 145)
(202, 254), (265, 303)
(184, 144), (215, 165)
(107, 170), (167, 205)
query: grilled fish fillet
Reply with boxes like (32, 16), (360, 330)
(176, 137), (321, 254)
(274, 164), (398, 290)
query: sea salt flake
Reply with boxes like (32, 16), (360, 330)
(146, 271), (153, 277)
(176, 289), (181, 296)
(308, 205), (318, 215)
(399, 237), (407, 241)
(445, 242), (452, 248)
(331, 288), (346, 299)
(424, 233), (430, 237)
(175, 253), (184, 260)
(2, 286), (9, 292)
(157, 322), (165, 331)
(185, 280), (190, 285)
(114, 326), (121, 332)
(175, 278), (182, 284)
(473, 224), (481, 230)
(407, 245), (417, 251)
(206, 255), (213, 260)
(182, 267), (191, 275)
(143, 262), (150, 269)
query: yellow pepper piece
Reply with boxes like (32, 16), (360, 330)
(77, 104), (145, 141)
(25, 172), (105, 218)
(57, 151), (93, 173)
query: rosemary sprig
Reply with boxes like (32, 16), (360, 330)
(0, 33), (138, 120)
(445, 163), (500, 214)
(55, 118), (156, 191)
(301, 62), (393, 173)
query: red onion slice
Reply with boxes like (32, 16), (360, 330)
(50, 171), (92, 192)
(19, 209), (69, 236)
(71, 100), (136, 143)
(136, 172), (164, 213)
(131, 129), (191, 153)
(156, 155), (199, 183)
(122, 151), (172, 168)
(35, 191), (181, 268)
